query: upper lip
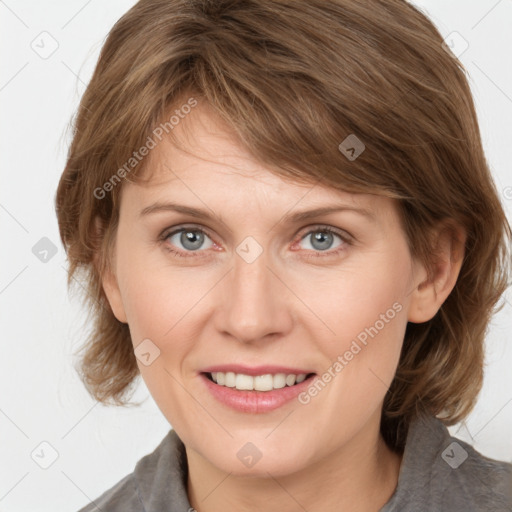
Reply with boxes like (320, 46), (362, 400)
(200, 364), (315, 376)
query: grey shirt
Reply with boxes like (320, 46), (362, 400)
(77, 413), (512, 511)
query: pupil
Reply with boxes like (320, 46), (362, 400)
(312, 231), (332, 250)
(182, 230), (203, 250)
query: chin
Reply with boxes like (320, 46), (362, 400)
(201, 439), (314, 478)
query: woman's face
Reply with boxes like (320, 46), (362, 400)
(104, 104), (425, 477)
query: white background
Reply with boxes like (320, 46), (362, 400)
(1, 1), (511, 510)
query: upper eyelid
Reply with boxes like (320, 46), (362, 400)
(162, 224), (217, 244)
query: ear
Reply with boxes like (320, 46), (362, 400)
(407, 220), (466, 323)
(93, 217), (128, 324)
(101, 266), (128, 324)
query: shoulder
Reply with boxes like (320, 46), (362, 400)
(76, 471), (142, 512)
(76, 429), (190, 512)
(382, 413), (512, 512)
(436, 434), (512, 511)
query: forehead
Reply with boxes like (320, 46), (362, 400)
(121, 104), (395, 221)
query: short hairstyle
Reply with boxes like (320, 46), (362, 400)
(55, 0), (511, 452)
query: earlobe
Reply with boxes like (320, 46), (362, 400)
(407, 221), (466, 324)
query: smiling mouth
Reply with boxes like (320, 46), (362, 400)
(203, 371), (316, 392)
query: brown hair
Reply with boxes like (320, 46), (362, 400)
(55, 0), (511, 451)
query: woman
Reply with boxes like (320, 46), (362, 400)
(56, 1), (512, 510)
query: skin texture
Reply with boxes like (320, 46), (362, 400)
(101, 102), (466, 512)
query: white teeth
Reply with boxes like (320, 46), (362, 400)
(225, 371), (236, 387)
(254, 374), (274, 391)
(209, 372), (309, 391)
(273, 373), (286, 389)
(285, 374), (297, 386)
(235, 373), (254, 390)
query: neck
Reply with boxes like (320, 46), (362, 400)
(186, 412), (403, 512)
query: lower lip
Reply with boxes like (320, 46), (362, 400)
(200, 373), (317, 413)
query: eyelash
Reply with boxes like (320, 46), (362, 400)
(158, 224), (352, 260)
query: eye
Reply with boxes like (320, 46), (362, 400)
(162, 226), (215, 257)
(159, 224), (351, 259)
(294, 226), (350, 257)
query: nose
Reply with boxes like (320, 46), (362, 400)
(214, 244), (294, 345)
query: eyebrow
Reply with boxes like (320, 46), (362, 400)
(139, 201), (375, 225)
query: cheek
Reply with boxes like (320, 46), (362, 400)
(117, 249), (203, 346)
(295, 254), (410, 343)
(117, 265), (207, 428)
(295, 250), (411, 395)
